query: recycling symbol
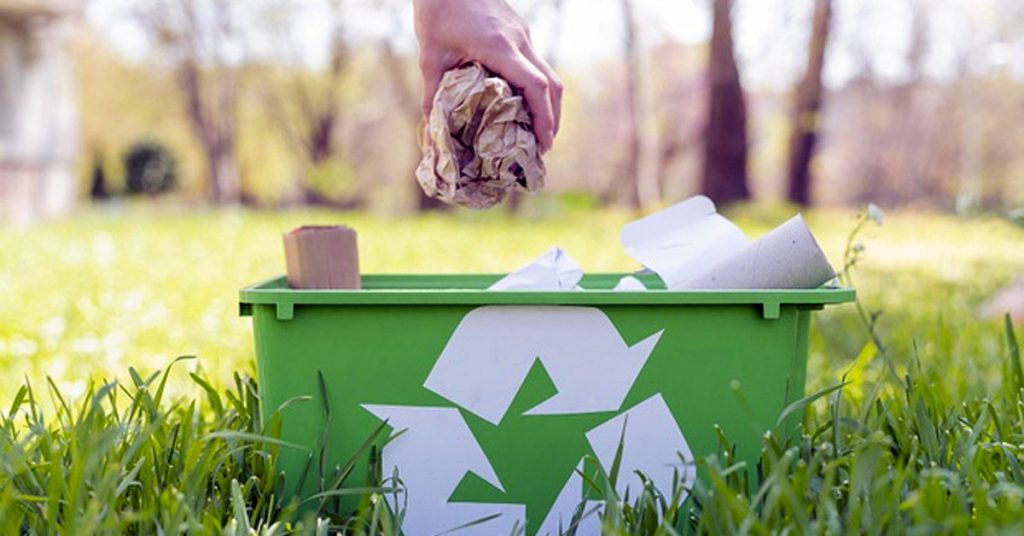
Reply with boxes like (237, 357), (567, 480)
(363, 306), (696, 535)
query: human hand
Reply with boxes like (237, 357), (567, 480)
(413, 0), (562, 151)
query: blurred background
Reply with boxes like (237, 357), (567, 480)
(1, 0), (1023, 399)
(2, 0), (1023, 220)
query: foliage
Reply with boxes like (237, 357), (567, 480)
(0, 358), (294, 533)
(69, 2), (1024, 212)
(0, 206), (1023, 533)
(123, 141), (180, 195)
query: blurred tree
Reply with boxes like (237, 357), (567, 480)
(137, 0), (241, 204)
(647, 42), (705, 202)
(786, 0), (832, 206)
(617, 0), (642, 209)
(701, 0), (749, 205)
(261, 0), (356, 207)
(123, 140), (179, 195)
(88, 152), (109, 201)
(74, 32), (202, 200)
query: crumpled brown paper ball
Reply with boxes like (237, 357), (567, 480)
(416, 62), (545, 209)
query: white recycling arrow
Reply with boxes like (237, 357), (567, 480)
(585, 394), (696, 501)
(424, 306), (663, 425)
(536, 396), (696, 535)
(535, 459), (603, 536)
(362, 405), (526, 535)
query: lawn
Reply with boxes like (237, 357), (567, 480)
(1, 202), (1023, 533)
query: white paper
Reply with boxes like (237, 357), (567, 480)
(621, 196), (748, 289)
(680, 214), (835, 289)
(424, 306), (663, 425)
(489, 246), (584, 291)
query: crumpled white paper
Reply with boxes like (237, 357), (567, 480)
(489, 247), (583, 291)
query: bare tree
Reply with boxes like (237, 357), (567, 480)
(786, 0), (832, 206)
(701, 0), (749, 205)
(616, 0), (642, 209)
(260, 0), (353, 206)
(139, 0), (241, 204)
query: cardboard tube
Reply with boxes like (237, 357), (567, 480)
(283, 225), (361, 289)
(679, 214), (835, 290)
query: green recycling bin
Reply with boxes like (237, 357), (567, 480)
(239, 273), (853, 535)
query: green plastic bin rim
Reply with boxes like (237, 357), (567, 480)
(239, 274), (854, 320)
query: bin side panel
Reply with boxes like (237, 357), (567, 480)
(251, 302), (810, 534)
(253, 304), (469, 508)
(608, 304), (805, 486)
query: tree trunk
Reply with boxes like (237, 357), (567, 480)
(618, 0), (642, 209)
(208, 140), (240, 203)
(178, 52), (240, 204)
(786, 0), (832, 206)
(701, 0), (749, 206)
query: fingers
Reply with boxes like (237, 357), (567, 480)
(481, 47), (556, 152)
(518, 45), (563, 136)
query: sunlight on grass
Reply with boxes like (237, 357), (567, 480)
(0, 204), (1021, 405)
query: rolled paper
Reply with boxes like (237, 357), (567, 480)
(283, 225), (361, 289)
(679, 214), (835, 290)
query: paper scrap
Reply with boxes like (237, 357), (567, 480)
(416, 62), (545, 209)
(679, 214), (835, 289)
(620, 196), (748, 289)
(489, 247), (583, 291)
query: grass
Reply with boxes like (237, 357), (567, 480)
(1, 202), (1023, 533)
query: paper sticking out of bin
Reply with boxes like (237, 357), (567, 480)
(621, 195), (749, 289)
(621, 196), (835, 290)
(489, 246), (583, 290)
(679, 214), (835, 289)
(489, 246), (650, 291)
(486, 195), (835, 291)
(283, 225), (361, 289)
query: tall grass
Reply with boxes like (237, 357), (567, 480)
(3, 317), (1022, 533)
(1, 205), (1023, 533)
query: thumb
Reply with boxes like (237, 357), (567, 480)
(420, 60), (444, 117)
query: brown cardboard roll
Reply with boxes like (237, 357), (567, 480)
(679, 214), (835, 289)
(283, 225), (361, 289)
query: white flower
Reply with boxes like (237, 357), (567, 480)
(867, 203), (885, 225)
